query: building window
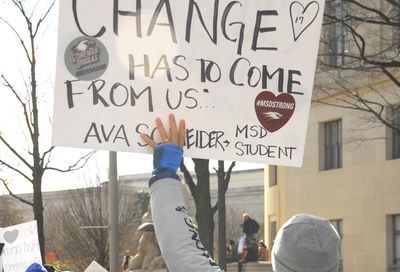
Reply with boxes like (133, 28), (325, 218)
(394, 215), (400, 265)
(325, 0), (349, 66)
(392, 107), (400, 159)
(388, 215), (400, 272)
(330, 219), (343, 272)
(392, 128), (400, 160)
(392, 6), (400, 40)
(323, 119), (342, 170)
(387, 106), (400, 160)
(269, 165), (277, 187)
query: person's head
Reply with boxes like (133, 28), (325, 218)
(271, 214), (340, 272)
(25, 263), (47, 272)
(249, 237), (257, 245)
(226, 240), (235, 253)
(242, 213), (250, 222)
(258, 240), (266, 249)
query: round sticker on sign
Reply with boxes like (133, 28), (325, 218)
(64, 36), (109, 81)
(254, 91), (296, 133)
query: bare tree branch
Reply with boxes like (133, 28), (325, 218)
(343, 0), (395, 25)
(44, 151), (96, 173)
(1, 74), (34, 137)
(322, 0), (400, 72)
(382, 68), (400, 87)
(46, 182), (147, 270)
(224, 162), (236, 193)
(0, 0), (96, 261)
(1, 178), (33, 206)
(314, 96), (400, 134)
(12, 0), (33, 35)
(180, 159), (197, 196)
(41, 146), (55, 168)
(386, 0), (400, 8)
(211, 161), (236, 216)
(0, 159), (32, 181)
(33, 0), (55, 37)
(317, 0), (399, 138)
(0, 135), (32, 170)
(0, 16), (32, 64)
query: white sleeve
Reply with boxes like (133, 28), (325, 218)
(150, 178), (223, 272)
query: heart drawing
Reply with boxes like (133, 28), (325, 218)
(3, 229), (19, 244)
(290, 1), (319, 41)
(254, 91), (296, 133)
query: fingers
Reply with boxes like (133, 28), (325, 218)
(169, 114), (178, 144)
(141, 114), (186, 147)
(178, 120), (186, 147)
(140, 133), (157, 148)
(156, 117), (169, 144)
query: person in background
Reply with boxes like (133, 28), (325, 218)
(244, 237), (258, 263)
(241, 213), (260, 241)
(141, 114), (341, 272)
(226, 240), (239, 263)
(257, 240), (269, 261)
(226, 240), (235, 257)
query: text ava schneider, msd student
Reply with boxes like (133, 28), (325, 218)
(141, 114), (341, 272)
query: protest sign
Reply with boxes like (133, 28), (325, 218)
(0, 221), (42, 272)
(84, 260), (108, 272)
(53, 0), (325, 166)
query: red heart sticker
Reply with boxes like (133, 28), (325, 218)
(254, 91), (296, 133)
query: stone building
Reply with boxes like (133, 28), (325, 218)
(1, 168), (265, 246)
(264, 79), (400, 272)
(119, 168), (265, 240)
(264, 0), (399, 271)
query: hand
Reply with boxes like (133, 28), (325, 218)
(140, 113), (186, 148)
(140, 114), (186, 175)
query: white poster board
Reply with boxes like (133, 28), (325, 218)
(84, 260), (108, 272)
(53, 0), (325, 167)
(0, 221), (42, 272)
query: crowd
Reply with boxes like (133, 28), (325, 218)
(0, 114), (340, 272)
(226, 213), (269, 269)
(142, 114), (341, 272)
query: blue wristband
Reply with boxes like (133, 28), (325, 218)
(152, 144), (183, 175)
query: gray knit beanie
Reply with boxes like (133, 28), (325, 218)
(271, 214), (340, 272)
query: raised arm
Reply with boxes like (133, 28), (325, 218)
(140, 114), (222, 272)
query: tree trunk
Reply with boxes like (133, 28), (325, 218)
(193, 159), (215, 257)
(0, 1), (95, 264)
(33, 176), (45, 261)
(30, 18), (46, 260)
